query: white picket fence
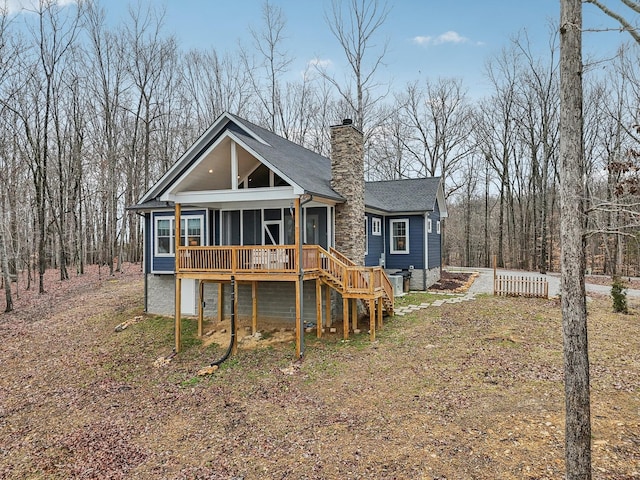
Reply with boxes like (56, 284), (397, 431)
(493, 274), (549, 299)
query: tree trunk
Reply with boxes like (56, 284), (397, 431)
(559, 0), (591, 478)
(0, 233), (13, 313)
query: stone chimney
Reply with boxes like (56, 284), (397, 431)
(331, 119), (365, 265)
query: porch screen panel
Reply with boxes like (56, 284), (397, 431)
(305, 207), (328, 248)
(243, 209), (262, 245)
(284, 209), (294, 245)
(222, 210), (240, 245)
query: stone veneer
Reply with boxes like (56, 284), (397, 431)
(330, 120), (365, 265)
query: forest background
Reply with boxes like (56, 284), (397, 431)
(1, 0), (640, 303)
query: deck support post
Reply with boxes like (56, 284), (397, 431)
(343, 297), (349, 339)
(377, 298), (383, 329)
(198, 280), (204, 337)
(252, 281), (258, 335)
(325, 285), (332, 328)
(316, 278), (322, 338)
(217, 283), (224, 323)
(232, 278), (238, 355)
(174, 203), (182, 353)
(351, 298), (358, 331)
(369, 299), (376, 341)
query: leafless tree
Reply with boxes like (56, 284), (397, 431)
(247, 0), (292, 133)
(477, 47), (521, 268)
(583, 0), (640, 42)
(320, 0), (390, 134)
(560, 0), (591, 478)
(398, 77), (474, 197)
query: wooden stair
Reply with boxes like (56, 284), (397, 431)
(317, 247), (394, 317)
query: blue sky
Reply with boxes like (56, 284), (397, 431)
(7, 0), (636, 98)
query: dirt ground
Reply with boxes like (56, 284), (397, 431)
(0, 265), (638, 479)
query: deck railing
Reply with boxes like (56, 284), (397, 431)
(177, 245), (297, 274)
(177, 244), (393, 302)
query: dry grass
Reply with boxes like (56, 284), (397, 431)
(0, 271), (638, 479)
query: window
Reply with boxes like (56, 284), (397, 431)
(390, 219), (409, 254)
(156, 219), (172, 254)
(436, 220), (441, 234)
(427, 218), (432, 233)
(372, 217), (381, 236)
(155, 215), (203, 255)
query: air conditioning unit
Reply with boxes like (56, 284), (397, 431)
(388, 275), (403, 297)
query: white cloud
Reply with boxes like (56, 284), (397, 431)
(299, 58), (333, 80)
(413, 31), (476, 47)
(4, 0), (77, 15)
(413, 36), (433, 46)
(307, 58), (333, 69)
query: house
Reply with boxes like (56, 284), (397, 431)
(129, 113), (447, 357)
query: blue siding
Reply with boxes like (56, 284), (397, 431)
(151, 209), (207, 273)
(385, 215), (424, 270)
(427, 203), (442, 269)
(364, 213), (384, 266)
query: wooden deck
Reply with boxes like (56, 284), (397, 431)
(176, 244), (394, 302)
(172, 244), (394, 356)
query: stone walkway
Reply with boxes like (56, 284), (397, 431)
(393, 291), (477, 316)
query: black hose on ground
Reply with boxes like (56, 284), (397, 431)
(210, 275), (235, 367)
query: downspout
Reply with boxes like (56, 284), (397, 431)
(209, 275), (236, 366)
(298, 194), (314, 359)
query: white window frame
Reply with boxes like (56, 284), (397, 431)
(427, 218), (432, 234)
(390, 218), (409, 254)
(372, 217), (381, 236)
(365, 217), (368, 255)
(436, 220), (441, 234)
(155, 215), (204, 257)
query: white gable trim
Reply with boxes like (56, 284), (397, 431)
(167, 186), (300, 205)
(139, 112), (271, 204)
(436, 181), (448, 218)
(164, 129), (304, 199)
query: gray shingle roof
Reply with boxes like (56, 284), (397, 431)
(365, 177), (442, 213)
(227, 114), (342, 201)
(134, 112), (444, 215)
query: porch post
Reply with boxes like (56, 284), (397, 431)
(295, 197), (304, 358)
(174, 203), (182, 352)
